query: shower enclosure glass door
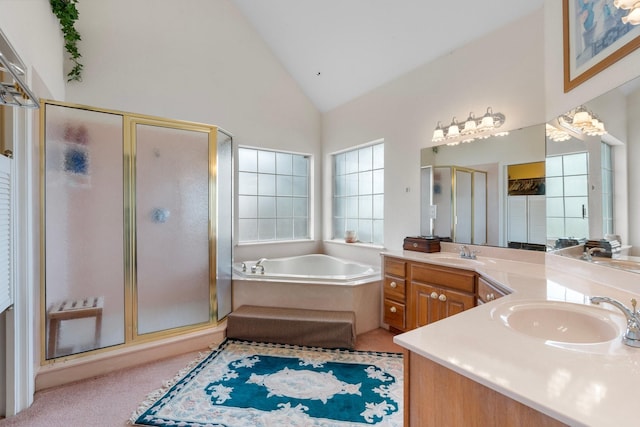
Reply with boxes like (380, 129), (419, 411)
(42, 101), (231, 360)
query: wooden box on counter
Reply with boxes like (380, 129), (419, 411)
(403, 236), (448, 253)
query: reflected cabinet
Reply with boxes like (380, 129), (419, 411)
(41, 101), (232, 360)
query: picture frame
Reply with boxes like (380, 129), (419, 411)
(563, 0), (640, 92)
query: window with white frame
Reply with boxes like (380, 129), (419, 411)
(601, 142), (614, 236)
(332, 141), (384, 245)
(237, 147), (310, 243)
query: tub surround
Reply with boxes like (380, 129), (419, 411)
(232, 254), (381, 335)
(390, 247), (640, 427)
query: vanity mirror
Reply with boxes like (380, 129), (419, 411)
(420, 124), (546, 248)
(420, 73), (639, 258)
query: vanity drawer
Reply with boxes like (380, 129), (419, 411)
(384, 257), (406, 278)
(384, 298), (406, 330)
(410, 263), (475, 293)
(384, 276), (406, 301)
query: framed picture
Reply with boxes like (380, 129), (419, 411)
(563, 0), (640, 92)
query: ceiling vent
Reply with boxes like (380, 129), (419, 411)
(0, 28), (38, 109)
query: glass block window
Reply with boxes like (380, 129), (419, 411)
(546, 152), (589, 241)
(332, 141), (384, 245)
(601, 142), (614, 236)
(237, 147), (310, 243)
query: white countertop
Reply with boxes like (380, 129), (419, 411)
(389, 248), (640, 427)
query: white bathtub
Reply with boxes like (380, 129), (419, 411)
(231, 254), (381, 334)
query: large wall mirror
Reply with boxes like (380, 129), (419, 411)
(420, 74), (640, 271)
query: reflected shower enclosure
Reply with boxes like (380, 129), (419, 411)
(41, 101), (232, 360)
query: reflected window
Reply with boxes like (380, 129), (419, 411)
(546, 152), (589, 241)
(332, 140), (384, 245)
(237, 147), (311, 242)
(601, 142), (614, 236)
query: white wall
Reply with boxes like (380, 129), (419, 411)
(64, 0), (322, 262)
(322, 9), (546, 263)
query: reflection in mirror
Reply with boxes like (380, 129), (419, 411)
(546, 74), (640, 272)
(421, 124), (546, 249)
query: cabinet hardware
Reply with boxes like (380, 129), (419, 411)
(390, 306), (397, 313)
(390, 281), (397, 288)
(438, 294), (447, 302)
(430, 292), (438, 299)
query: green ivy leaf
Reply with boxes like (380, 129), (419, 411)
(50, 0), (83, 82)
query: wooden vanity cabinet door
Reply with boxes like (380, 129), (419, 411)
(408, 262), (476, 328)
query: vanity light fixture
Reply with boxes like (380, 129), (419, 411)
(613, 0), (640, 25)
(431, 106), (506, 146)
(546, 123), (571, 142)
(558, 105), (607, 137)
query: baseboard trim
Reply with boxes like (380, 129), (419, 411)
(35, 323), (226, 391)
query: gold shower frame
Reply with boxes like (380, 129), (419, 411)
(39, 99), (223, 364)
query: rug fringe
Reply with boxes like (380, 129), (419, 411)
(128, 348), (213, 425)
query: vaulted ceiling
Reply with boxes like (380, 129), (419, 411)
(232, 0), (545, 112)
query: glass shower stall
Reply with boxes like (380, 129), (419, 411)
(41, 101), (232, 360)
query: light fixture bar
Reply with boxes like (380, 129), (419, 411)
(431, 106), (507, 145)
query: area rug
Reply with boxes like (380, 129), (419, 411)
(130, 338), (403, 426)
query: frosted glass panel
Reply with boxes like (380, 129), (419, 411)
(276, 175), (293, 196)
(238, 172), (257, 194)
(258, 150), (276, 173)
(359, 171), (372, 194)
(44, 104), (125, 359)
(135, 124), (210, 334)
(258, 196), (276, 217)
(258, 174), (276, 196)
(345, 150), (358, 173)
(238, 195), (258, 218)
(563, 153), (588, 175)
(258, 219), (276, 240)
(358, 146), (372, 171)
(373, 169), (384, 194)
(277, 218), (293, 239)
(564, 175), (588, 196)
(565, 197), (588, 217)
(545, 177), (564, 197)
(546, 156), (563, 177)
(238, 148), (257, 172)
(359, 195), (373, 218)
(277, 197), (293, 216)
(546, 197), (565, 217)
(293, 197), (307, 217)
(292, 176), (307, 196)
(293, 154), (308, 176)
(346, 174), (358, 196)
(276, 152), (292, 174)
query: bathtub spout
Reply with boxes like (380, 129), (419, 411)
(251, 258), (267, 274)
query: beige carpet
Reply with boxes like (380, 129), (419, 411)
(0, 328), (401, 427)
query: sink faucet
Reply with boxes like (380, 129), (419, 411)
(459, 245), (478, 259)
(251, 258), (267, 274)
(584, 247), (606, 261)
(590, 296), (640, 347)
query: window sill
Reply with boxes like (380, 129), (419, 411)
(324, 239), (385, 250)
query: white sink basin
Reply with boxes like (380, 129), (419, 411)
(493, 301), (624, 344)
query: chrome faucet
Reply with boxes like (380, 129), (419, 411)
(459, 245), (478, 259)
(590, 296), (640, 348)
(251, 258), (267, 274)
(584, 247), (606, 261)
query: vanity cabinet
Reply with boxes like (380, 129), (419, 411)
(383, 257), (407, 332)
(404, 350), (567, 426)
(408, 263), (476, 329)
(382, 255), (477, 332)
(477, 276), (509, 304)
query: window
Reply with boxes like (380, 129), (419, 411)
(545, 152), (589, 241)
(237, 147), (310, 243)
(332, 141), (384, 245)
(601, 142), (614, 235)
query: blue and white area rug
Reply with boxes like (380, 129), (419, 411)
(131, 338), (403, 426)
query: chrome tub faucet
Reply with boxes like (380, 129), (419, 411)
(251, 258), (267, 274)
(459, 245), (478, 259)
(590, 296), (640, 348)
(584, 247), (606, 261)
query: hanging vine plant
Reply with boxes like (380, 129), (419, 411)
(50, 0), (83, 82)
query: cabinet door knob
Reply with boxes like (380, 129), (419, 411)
(438, 294), (447, 302)
(390, 281), (397, 288)
(390, 306), (397, 313)
(413, 242), (418, 248)
(487, 293), (495, 301)
(430, 292), (438, 299)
